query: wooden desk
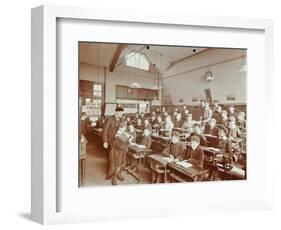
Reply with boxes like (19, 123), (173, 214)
(151, 134), (170, 142)
(185, 142), (222, 157)
(168, 161), (208, 182)
(151, 134), (171, 149)
(204, 134), (218, 140)
(147, 154), (171, 183)
(172, 127), (188, 133)
(127, 144), (152, 181)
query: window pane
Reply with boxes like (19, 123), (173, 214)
(93, 84), (102, 91)
(93, 91), (102, 97)
(125, 52), (150, 71)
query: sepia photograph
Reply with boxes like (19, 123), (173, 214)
(79, 42), (247, 187)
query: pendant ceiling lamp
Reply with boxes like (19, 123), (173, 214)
(129, 45), (142, 88)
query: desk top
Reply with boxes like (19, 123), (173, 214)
(151, 134), (171, 141)
(204, 134), (218, 139)
(168, 161), (208, 178)
(172, 127), (188, 133)
(129, 144), (152, 154)
(147, 154), (172, 166)
(185, 142), (221, 155)
(135, 129), (143, 133)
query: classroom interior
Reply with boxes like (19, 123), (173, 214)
(79, 42), (247, 187)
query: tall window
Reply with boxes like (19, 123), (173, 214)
(93, 83), (103, 97)
(125, 51), (150, 71)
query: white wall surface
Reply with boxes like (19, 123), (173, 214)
(0, 0), (280, 230)
(162, 49), (246, 105)
(80, 62), (157, 102)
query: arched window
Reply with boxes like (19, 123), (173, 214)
(125, 51), (150, 71)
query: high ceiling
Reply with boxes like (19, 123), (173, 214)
(79, 42), (208, 73)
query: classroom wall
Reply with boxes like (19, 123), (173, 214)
(162, 48), (246, 105)
(79, 62), (158, 103)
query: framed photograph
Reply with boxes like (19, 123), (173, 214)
(31, 5), (274, 224)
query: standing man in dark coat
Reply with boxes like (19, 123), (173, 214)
(102, 107), (124, 179)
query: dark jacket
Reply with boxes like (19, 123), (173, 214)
(204, 125), (220, 136)
(189, 133), (208, 146)
(102, 115), (120, 147)
(108, 132), (129, 176)
(185, 146), (205, 168)
(141, 135), (152, 149)
(144, 123), (153, 133)
(162, 141), (186, 160)
(237, 119), (246, 129)
(217, 138), (233, 154)
(174, 119), (183, 128)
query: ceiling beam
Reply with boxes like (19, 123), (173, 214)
(165, 48), (209, 72)
(109, 44), (127, 72)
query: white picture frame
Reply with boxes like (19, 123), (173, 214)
(31, 5), (274, 225)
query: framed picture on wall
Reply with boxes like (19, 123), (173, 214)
(31, 5), (274, 225)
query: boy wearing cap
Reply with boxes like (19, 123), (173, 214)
(185, 136), (205, 168)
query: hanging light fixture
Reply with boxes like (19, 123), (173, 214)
(204, 49), (214, 82)
(239, 50), (247, 72)
(151, 52), (163, 90)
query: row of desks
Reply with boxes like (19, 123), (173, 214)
(92, 128), (245, 182)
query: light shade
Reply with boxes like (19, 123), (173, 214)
(129, 82), (142, 88)
(151, 85), (163, 90)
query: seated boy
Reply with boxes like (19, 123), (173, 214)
(135, 118), (144, 131)
(127, 128), (152, 172)
(161, 115), (174, 137)
(151, 132), (186, 183)
(204, 118), (219, 136)
(182, 113), (195, 133)
(236, 111), (246, 129)
(141, 128), (152, 149)
(204, 118), (220, 146)
(208, 128), (233, 180)
(143, 119), (153, 134)
(173, 113), (183, 128)
(190, 124), (208, 146)
(127, 123), (137, 143)
(228, 119), (241, 142)
(185, 136), (204, 168)
(161, 132), (186, 160)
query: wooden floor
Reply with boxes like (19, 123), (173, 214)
(83, 132), (151, 187)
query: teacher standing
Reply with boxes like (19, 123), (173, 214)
(102, 106), (124, 179)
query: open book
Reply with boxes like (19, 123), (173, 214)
(176, 160), (193, 169)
